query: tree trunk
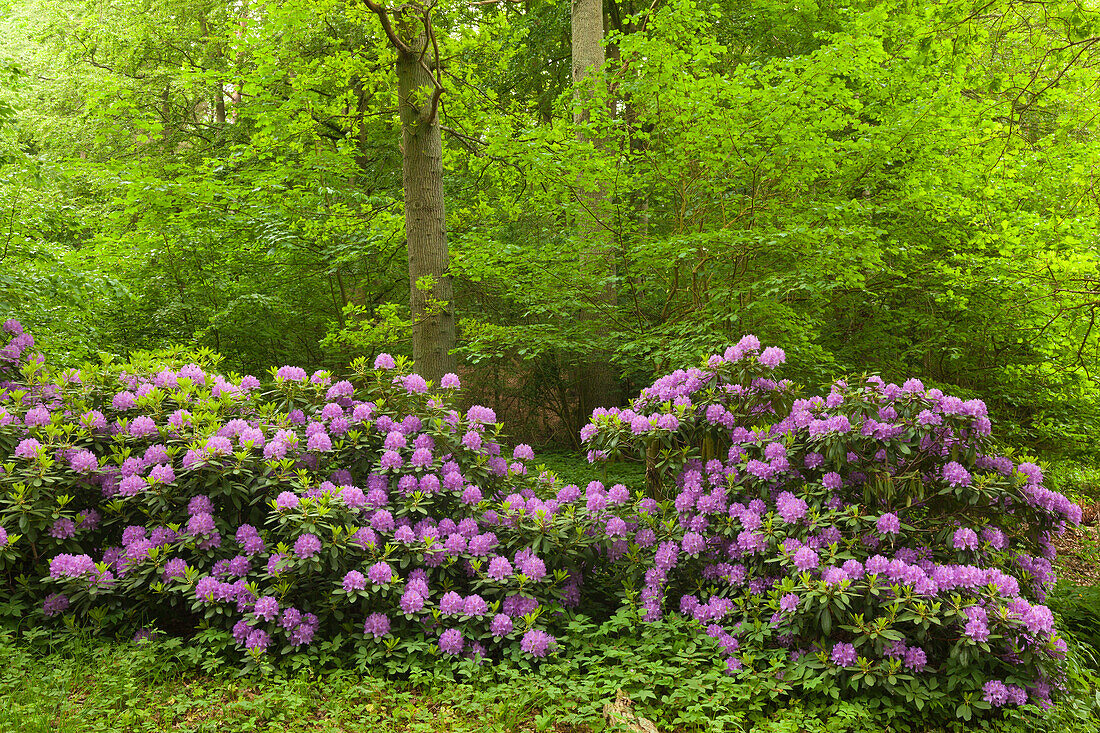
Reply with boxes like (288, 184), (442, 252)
(572, 0), (605, 127)
(572, 0), (620, 421)
(199, 17), (226, 125)
(395, 31), (456, 384)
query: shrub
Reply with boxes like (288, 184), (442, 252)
(0, 321), (1088, 722)
(580, 336), (1083, 720)
(1048, 583), (1100, 655)
(0, 318), (609, 670)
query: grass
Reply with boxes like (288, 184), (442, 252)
(0, 635), (546, 733)
(533, 450), (646, 492)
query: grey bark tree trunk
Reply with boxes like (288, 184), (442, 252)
(360, 1), (457, 384)
(572, 0), (605, 127)
(395, 26), (456, 384)
(572, 0), (620, 420)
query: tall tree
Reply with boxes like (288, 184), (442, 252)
(572, 0), (620, 417)
(361, 0), (456, 383)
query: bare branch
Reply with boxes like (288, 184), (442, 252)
(422, 8), (445, 123)
(359, 0), (413, 55)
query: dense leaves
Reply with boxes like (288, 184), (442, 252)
(0, 0), (1099, 447)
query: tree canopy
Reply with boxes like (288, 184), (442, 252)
(2, 0), (1100, 451)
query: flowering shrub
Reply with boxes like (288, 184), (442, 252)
(581, 335), (1082, 719)
(0, 321), (1086, 720)
(0, 319), (611, 669)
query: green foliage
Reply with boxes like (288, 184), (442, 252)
(1048, 583), (1100, 656)
(2, 0), (1100, 449)
(2, 618), (1098, 733)
(524, 609), (760, 731)
(1045, 460), (1100, 504)
(532, 449), (645, 491)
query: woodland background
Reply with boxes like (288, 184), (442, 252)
(2, 0), (1100, 454)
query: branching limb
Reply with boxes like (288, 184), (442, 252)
(360, 0), (413, 55)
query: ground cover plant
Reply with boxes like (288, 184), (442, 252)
(2, 620), (1097, 733)
(0, 321), (1096, 727)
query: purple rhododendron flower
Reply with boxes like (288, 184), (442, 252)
(129, 416), (158, 438)
(363, 612), (390, 638)
(111, 392), (136, 411)
(487, 556), (513, 580)
(68, 449), (98, 473)
(904, 646), (927, 671)
(43, 593), (69, 617)
(410, 447), (433, 468)
(461, 430), (483, 453)
(463, 594), (488, 616)
(400, 590), (424, 614)
(121, 526), (146, 546)
(792, 547), (819, 571)
(440, 591), (464, 615)
(371, 510), (395, 532)
(877, 513), (901, 535)
(343, 570), (366, 591)
(831, 642), (857, 667)
(775, 492), (807, 523)
(1016, 462), (1043, 485)
(490, 613), (513, 637)
(758, 346), (785, 367)
(682, 532), (706, 555)
(520, 629), (556, 658)
(294, 533), (321, 558)
(254, 596), (280, 621)
(187, 495), (213, 516)
(367, 561), (392, 585)
(49, 518), (76, 540)
(275, 492), (299, 510)
(275, 366), (306, 382)
(953, 528), (979, 551)
(187, 513), (215, 537)
(380, 450), (403, 471)
(307, 432), (332, 452)
(439, 628), (463, 655)
(943, 461), (972, 488)
(444, 533), (467, 554)
(983, 680), (1009, 707)
(517, 554), (546, 581)
(245, 629), (271, 652)
(605, 516), (628, 537)
(15, 438), (41, 459)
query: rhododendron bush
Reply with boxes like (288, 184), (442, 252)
(580, 335), (1083, 717)
(0, 318), (601, 669)
(0, 321), (1085, 720)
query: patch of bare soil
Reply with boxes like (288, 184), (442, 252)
(1054, 500), (1100, 586)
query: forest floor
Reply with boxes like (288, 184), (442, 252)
(1055, 513), (1100, 585)
(2, 458), (1099, 733)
